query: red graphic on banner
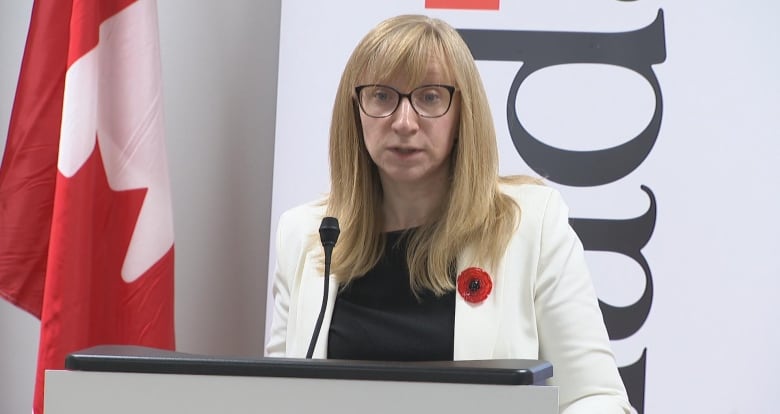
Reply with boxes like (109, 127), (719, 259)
(425, 0), (499, 10)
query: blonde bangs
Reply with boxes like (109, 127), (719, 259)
(359, 19), (453, 87)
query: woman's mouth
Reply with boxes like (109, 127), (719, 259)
(390, 147), (420, 156)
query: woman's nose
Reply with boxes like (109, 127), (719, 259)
(391, 97), (419, 135)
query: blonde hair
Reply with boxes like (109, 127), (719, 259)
(327, 15), (532, 295)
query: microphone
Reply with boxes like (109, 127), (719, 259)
(305, 217), (340, 358)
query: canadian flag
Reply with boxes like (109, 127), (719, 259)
(0, 0), (175, 413)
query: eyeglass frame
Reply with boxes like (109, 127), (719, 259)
(354, 84), (457, 119)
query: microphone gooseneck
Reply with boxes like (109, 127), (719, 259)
(306, 216), (340, 359)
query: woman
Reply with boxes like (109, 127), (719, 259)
(267, 14), (631, 413)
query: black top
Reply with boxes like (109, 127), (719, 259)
(327, 230), (455, 361)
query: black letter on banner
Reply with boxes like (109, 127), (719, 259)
(569, 185), (656, 414)
(459, 10), (667, 186)
(569, 185), (656, 340)
(619, 349), (648, 414)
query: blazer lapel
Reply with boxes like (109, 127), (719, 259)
(453, 243), (502, 360)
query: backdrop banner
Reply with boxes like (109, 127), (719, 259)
(271, 1), (780, 413)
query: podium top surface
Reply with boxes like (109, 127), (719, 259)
(65, 345), (553, 385)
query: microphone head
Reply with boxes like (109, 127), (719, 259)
(319, 217), (340, 247)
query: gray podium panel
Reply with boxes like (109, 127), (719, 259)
(44, 345), (558, 414)
(45, 370), (558, 414)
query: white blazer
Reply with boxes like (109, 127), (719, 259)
(266, 184), (631, 414)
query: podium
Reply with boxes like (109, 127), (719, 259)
(44, 345), (558, 414)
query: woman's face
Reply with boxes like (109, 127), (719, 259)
(358, 62), (460, 191)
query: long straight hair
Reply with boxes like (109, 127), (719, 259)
(326, 15), (530, 295)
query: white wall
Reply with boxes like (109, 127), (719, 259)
(0, 1), (281, 412)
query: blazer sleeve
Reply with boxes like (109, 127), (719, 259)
(533, 189), (632, 414)
(265, 210), (293, 357)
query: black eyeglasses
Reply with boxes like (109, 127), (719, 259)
(355, 84), (456, 118)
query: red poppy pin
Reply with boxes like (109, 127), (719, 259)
(457, 267), (492, 304)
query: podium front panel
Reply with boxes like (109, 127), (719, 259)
(45, 369), (558, 414)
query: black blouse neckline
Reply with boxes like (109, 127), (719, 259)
(327, 229), (455, 361)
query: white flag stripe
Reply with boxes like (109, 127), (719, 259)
(58, 51), (98, 178)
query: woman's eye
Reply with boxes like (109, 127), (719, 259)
(417, 89), (442, 104)
(423, 92), (440, 102)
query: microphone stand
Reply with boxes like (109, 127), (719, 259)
(306, 217), (339, 359)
